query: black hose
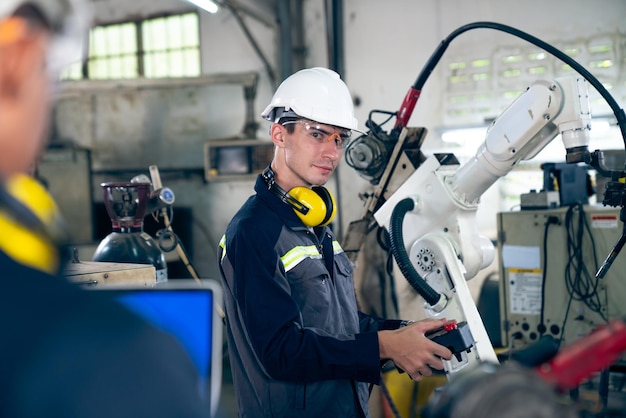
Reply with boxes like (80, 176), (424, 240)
(388, 198), (441, 306)
(410, 21), (626, 153)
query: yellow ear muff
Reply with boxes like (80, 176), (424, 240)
(261, 166), (336, 228)
(312, 186), (336, 227)
(0, 174), (65, 274)
(288, 186), (336, 227)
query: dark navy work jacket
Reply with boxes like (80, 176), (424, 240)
(219, 175), (402, 418)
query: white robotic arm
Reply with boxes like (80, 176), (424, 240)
(372, 76), (592, 376)
(451, 77), (591, 204)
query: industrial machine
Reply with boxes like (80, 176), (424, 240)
(343, 21), (626, 415)
(497, 205), (626, 351)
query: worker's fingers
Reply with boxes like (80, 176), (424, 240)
(409, 365), (436, 381)
(409, 371), (423, 382)
(410, 318), (448, 333)
(431, 343), (453, 361)
(419, 366), (433, 377)
(427, 354), (446, 370)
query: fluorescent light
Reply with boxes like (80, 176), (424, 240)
(186, 0), (219, 13)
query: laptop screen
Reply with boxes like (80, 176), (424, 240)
(98, 280), (223, 417)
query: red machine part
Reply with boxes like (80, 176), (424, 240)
(535, 319), (626, 392)
(392, 87), (421, 133)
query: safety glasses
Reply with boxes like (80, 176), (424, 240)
(282, 119), (352, 149)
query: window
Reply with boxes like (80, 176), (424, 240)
(89, 22), (138, 79)
(63, 12), (200, 80)
(143, 13), (201, 78)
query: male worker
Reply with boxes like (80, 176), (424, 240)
(0, 1), (210, 416)
(218, 67), (452, 418)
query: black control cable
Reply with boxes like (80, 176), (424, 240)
(392, 21), (626, 152)
(564, 203), (606, 321)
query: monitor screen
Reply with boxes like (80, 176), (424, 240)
(98, 280), (222, 417)
(216, 146), (250, 175)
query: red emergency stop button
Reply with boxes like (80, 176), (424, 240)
(444, 320), (457, 332)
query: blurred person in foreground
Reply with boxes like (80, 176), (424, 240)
(0, 1), (210, 416)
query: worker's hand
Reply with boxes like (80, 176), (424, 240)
(378, 318), (453, 381)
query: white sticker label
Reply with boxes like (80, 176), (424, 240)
(508, 268), (542, 315)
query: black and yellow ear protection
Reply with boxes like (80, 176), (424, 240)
(262, 166), (336, 227)
(0, 174), (67, 274)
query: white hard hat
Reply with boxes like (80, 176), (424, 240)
(0, 0), (91, 75)
(261, 67), (360, 131)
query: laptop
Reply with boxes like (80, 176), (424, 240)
(96, 279), (223, 417)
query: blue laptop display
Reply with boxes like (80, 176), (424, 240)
(98, 280), (223, 417)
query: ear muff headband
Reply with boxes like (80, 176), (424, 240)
(261, 167), (336, 227)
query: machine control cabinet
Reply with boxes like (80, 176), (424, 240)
(497, 205), (626, 351)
